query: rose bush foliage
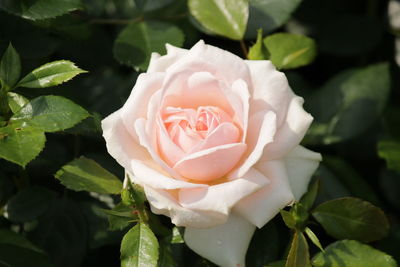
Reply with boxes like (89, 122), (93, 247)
(102, 40), (321, 266)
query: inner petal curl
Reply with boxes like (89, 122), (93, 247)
(162, 106), (241, 154)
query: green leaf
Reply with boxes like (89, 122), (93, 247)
(7, 92), (28, 114)
(304, 227), (324, 252)
(280, 209), (296, 229)
(264, 33), (317, 69)
(0, 0), (83, 20)
(5, 186), (56, 223)
(121, 223), (159, 267)
(312, 197), (389, 242)
(312, 240), (397, 267)
(11, 95), (89, 132)
(248, 29), (270, 60)
(64, 113), (102, 136)
(188, 0), (249, 40)
(285, 231), (310, 267)
(305, 62), (391, 145)
(101, 202), (137, 231)
(378, 140), (400, 173)
(245, 0), (302, 39)
(300, 179), (319, 211)
(0, 43), (20, 88)
(0, 121), (45, 167)
(17, 60), (87, 88)
(171, 227), (184, 244)
(113, 21), (184, 70)
(55, 157), (123, 194)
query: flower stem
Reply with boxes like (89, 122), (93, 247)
(239, 40), (248, 59)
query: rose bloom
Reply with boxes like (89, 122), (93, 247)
(102, 40), (321, 267)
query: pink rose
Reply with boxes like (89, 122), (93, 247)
(102, 40), (321, 266)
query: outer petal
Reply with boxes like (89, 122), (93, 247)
(178, 168), (269, 214)
(233, 160), (294, 228)
(173, 143), (247, 182)
(147, 44), (188, 73)
(184, 213), (256, 267)
(120, 72), (165, 143)
(261, 97), (313, 161)
(228, 111), (277, 179)
(184, 40), (252, 85)
(101, 109), (150, 174)
(143, 185), (227, 228)
(103, 108), (202, 191)
(245, 60), (293, 124)
(284, 145), (322, 200)
(130, 160), (205, 190)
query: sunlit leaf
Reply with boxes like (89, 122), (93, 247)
(312, 240), (396, 267)
(17, 60), (87, 88)
(121, 223), (159, 267)
(55, 157), (123, 194)
(188, 0), (248, 40)
(11, 95), (89, 132)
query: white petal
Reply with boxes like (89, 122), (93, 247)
(135, 117), (183, 179)
(130, 159), (206, 190)
(245, 60), (293, 124)
(184, 213), (256, 267)
(233, 160), (294, 228)
(262, 97), (313, 161)
(179, 167), (269, 214)
(228, 111), (277, 179)
(147, 44), (188, 73)
(173, 143), (247, 182)
(143, 185), (227, 228)
(284, 145), (322, 201)
(120, 72), (165, 143)
(230, 79), (250, 142)
(165, 40), (251, 87)
(101, 109), (150, 174)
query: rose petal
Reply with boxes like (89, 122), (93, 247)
(229, 79), (250, 142)
(173, 143), (247, 182)
(135, 117), (184, 179)
(233, 160), (294, 228)
(187, 40), (252, 85)
(143, 185), (227, 228)
(161, 71), (235, 116)
(228, 111), (277, 179)
(147, 44), (188, 73)
(285, 145), (322, 200)
(190, 122), (240, 153)
(184, 213), (256, 267)
(120, 72), (165, 143)
(261, 97), (313, 161)
(130, 160), (205, 189)
(179, 167), (269, 215)
(102, 109), (150, 174)
(245, 60), (293, 125)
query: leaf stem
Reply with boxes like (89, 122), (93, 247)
(239, 40), (248, 59)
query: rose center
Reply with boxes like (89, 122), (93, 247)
(162, 106), (233, 152)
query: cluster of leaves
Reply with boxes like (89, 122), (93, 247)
(0, 0), (399, 267)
